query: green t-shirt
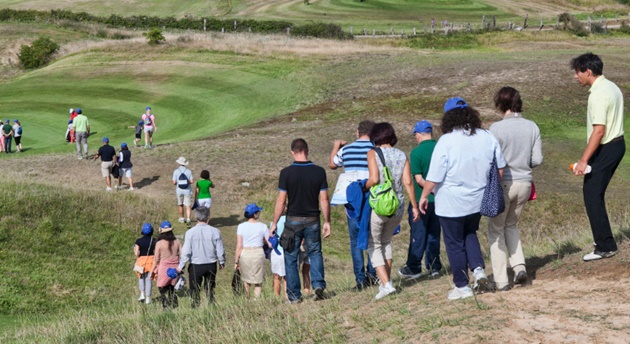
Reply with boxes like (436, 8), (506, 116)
(72, 114), (89, 132)
(196, 179), (213, 199)
(2, 124), (12, 135)
(410, 139), (436, 203)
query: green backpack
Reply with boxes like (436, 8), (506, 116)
(369, 148), (399, 216)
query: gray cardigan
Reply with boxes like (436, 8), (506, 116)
(489, 113), (543, 182)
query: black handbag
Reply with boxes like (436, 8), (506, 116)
(480, 156), (505, 217)
(231, 269), (243, 296)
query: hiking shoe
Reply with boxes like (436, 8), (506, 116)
(397, 266), (423, 279)
(313, 287), (326, 301)
(447, 286), (473, 300)
(177, 217), (185, 223)
(583, 250), (617, 261)
(472, 267), (490, 291)
(428, 270), (441, 278)
(286, 298), (302, 305)
(514, 270), (528, 284)
(351, 283), (368, 292)
(149, 145), (153, 149)
(375, 282), (396, 300)
(106, 187), (112, 192)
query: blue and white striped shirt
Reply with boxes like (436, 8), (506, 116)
(333, 139), (374, 178)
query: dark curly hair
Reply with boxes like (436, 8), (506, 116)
(440, 106), (482, 135)
(369, 122), (398, 147)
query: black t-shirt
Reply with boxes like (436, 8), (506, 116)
(278, 161), (328, 217)
(98, 145), (116, 162)
(135, 236), (156, 256)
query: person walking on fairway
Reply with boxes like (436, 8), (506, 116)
(177, 206), (226, 308)
(398, 120), (443, 280)
(116, 142), (135, 191)
(94, 137), (117, 191)
(142, 106), (157, 149)
(2, 119), (13, 153)
(570, 53), (626, 261)
(127, 120), (144, 147)
(328, 120), (378, 290)
(270, 138), (331, 304)
(73, 108), (90, 159)
(172, 157), (194, 224)
(13, 119), (23, 153)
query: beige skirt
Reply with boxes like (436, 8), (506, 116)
(239, 247), (265, 284)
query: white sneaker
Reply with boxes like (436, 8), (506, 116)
(177, 217), (185, 223)
(145, 297), (151, 304)
(115, 185), (121, 190)
(375, 282), (396, 300)
(186, 218), (191, 224)
(447, 286), (473, 300)
(128, 187), (135, 191)
(472, 267), (489, 290)
(106, 187), (112, 192)
(583, 250), (617, 261)
(138, 293), (145, 302)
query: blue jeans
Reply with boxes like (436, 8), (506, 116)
(347, 214), (376, 285)
(440, 213), (485, 288)
(405, 202), (442, 274)
(284, 219), (326, 302)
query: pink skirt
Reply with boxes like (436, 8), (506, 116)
(157, 257), (180, 288)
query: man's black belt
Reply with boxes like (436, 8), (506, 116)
(610, 135), (624, 143)
(286, 216), (319, 222)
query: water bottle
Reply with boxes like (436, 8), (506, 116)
(570, 163), (592, 174)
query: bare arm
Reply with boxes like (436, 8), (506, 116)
(414, 174), (426, 188)
(319, 189), (331, 238)
(150, 243), (161, 275)
(234, 235), (243, 269)
(575, 125), (605, 175)
(403, 160), (419, 222)
(328, 140), (347, 169)
(133, 244), (140, 257)
(419, 181), (437, 215)
(270, 191), (287, 235)
(365, 149), (379, 189)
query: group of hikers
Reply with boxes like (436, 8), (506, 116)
(127, 52), (624, 307)
(0, 118), (23, 154)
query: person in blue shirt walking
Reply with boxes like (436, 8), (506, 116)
(328, 120), (379, 291)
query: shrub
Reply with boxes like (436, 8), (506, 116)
(291, 22), (353, 40)
(18, 36), (59, 69)
(620, 21), (630, 34)
(590, 22), (607, 34)
(110, 32), (130, 40)
(143, 28), (165, 45)
(558, 13), (589, 37)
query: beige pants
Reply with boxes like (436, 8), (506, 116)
(488, 180), (530, 288)
(368, 212), (403, 267)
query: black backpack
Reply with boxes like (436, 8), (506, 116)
(177, 168), (190, 189)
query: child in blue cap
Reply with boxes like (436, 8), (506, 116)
(134, 223), (156, 304)
(127, 120), (144, 147)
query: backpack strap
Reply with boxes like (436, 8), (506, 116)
(373, 148), (394, 183)
(373, 147), (387, 168)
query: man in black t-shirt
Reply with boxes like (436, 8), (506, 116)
(270, 138), (331, 303)
(93, 137), (117, 191)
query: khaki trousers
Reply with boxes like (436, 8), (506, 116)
(368, 212), (403, 267)
(488, 180), (530, 288)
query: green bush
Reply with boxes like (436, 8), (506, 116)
(620, 21), (630, 34)
(143, 28), (165, 45)
(18, 36), (59, 69)
(291, 22), (353, 40)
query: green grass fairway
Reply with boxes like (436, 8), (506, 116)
(0, 46), (311, 154)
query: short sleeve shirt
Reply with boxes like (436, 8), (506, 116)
(2, 124), (12, 135)
(142, 114), (155, 128)
(135, 236), (156, 256)
(196, 179), (213, 199)
(172, 167), (193, 194)
(13, 124), (21, 137)
(278, 161), (328, 217)
(72, 115), (89, 132)
(410, 139), (436, 203)
(588, 76), (624, 144)
(97, 145), (116, 162)
(237, 222), (270, 248)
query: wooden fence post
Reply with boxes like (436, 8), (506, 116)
(234, 20), (237, 29)
(493, 15), (496, 28)
(524, 14), (528, 29)
(588, 16), (591, 32)
(363, 28), (367, 35)
(372, 29), (375, 36)
(467, 23), (471, 32)
(413, 27), (416, 35)
(203, 19), (206, 31)
(287, 27), (290, 35)
(350, 26), (353, 35)
(482, 15), (485, 30)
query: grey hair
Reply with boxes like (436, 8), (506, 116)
(194, 206), (210, 222)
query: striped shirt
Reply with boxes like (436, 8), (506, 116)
(333, 139), (374, 177)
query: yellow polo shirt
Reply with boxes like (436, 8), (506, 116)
(587, 76), (624, 144)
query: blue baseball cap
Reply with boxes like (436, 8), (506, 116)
(68, 119), (73, 124)
(14, 119), (18, 123)
(102, 137), (109, 143)
(412, 120), (433, 134)
(244, 203), (263, 216)
(138, 120), (144, 125)
(141, 222), (153, 235)
(159, 220), (173, 233)
(268, 233), (282, 255)
(4, 119), (8, 123)
(146, 106), (151, 111)
(121, 142), (127, 148)
(166, 268), (179, 279)
(75, 108), (82, 114)
(443, 97), (468, 113)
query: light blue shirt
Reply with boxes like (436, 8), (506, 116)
(427, 129), (506, 217)
(178, 223), (226, 270)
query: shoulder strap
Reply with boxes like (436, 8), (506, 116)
(373, 148), (394, 183)
(374, 147), (387, 168)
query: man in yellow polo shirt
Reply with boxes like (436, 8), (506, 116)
(72, 108), (90, 159)
(571, 53), (626, 261)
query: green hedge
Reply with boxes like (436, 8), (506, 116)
(18, 36), (59, 69)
